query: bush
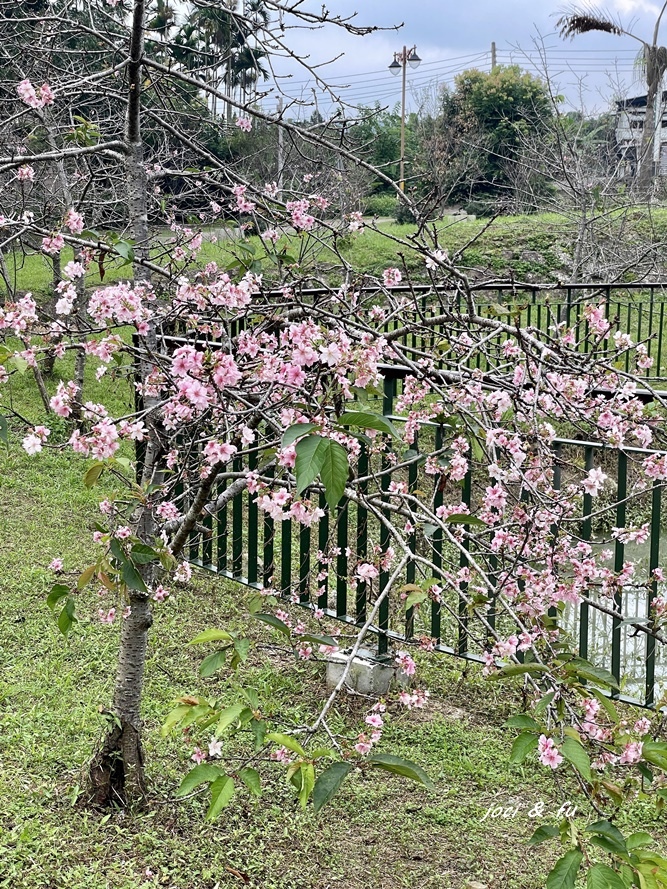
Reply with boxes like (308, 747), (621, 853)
(393, 199), (418, 225)
(462, 200), (495, 219)
(363, 193), (398, 217)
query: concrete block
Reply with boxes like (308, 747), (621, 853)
(325, 647), (394, 696)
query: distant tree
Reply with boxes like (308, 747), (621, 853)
(420, 65), (553, 210)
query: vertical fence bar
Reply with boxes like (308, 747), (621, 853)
(611, 450), (627, 694)
(431, 424), (444, 646)
(246, 451), (259, 586)
(356, 445), (369, 624)
(216, 477), (228, 573)
(458, 469), (472, 657)
(299, 523), (311, 604)
(281, 512), (292, 596)
(377, 374), (396, 657)
(647, 288), (655, 379)
(232, 457), (243, 578)
(645, 481), (662, 707)
(579, 445), (594, 661)
(405, 431), (419, 640)
(262, 468), (274, 588)
(202, 505), (213, 568)
(336, 499), (349, 618)
(317, 492), (329, 611)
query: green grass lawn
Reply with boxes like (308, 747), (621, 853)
(7, 207), (667, 303)
(1, 364), (666, 889)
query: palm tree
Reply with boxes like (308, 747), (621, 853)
(558, 3), (667, 190)
(228, 43), (269, 106)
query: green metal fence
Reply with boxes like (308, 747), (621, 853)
(181, 364), (667, 710)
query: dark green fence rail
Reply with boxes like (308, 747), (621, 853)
(181, 365), (667, 710)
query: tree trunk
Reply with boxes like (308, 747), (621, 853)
(87, 0), (156, 809)
(87, 591), (153, 807)
(638, 71), (659, 193)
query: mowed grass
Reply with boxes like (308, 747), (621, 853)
(1, 364), (666, 889)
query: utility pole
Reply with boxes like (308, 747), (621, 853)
(277, 96), (283, 198)
(491, 41), (497, 71)
(388, 44), (421, 192)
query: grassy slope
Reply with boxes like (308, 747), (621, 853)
(1, 365), (665, 889)
(0, 212), (615, 298)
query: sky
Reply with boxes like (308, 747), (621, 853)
(254, 0), (667, 118)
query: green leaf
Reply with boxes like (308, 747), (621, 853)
(444, 513), (487, 528)
(0, 415), (8, 444)
(109, 538), (127, 565)
(627, 833), (653, 851)
(297, 762), (315, 809)
(77, 564), (97, 590)
(189, 628), (233, 645)
(505, 714), (541, 731)
(253, 613), (291, 637)
(295, 434), (328, 494)
(232, 637), (250, 662)
(121, 560), (147, 592)
(336, 411), (400, 439)
(641, 741), (667, 772)
(129, 543), (159, 565)
(176, 763), (223, 797)
(366, 754), (434, 790)
(114, 240), (135, 263)
(84, 462), (105, 488)
(250, 718), (266, 751)
(312, 762), (353, 813)
(161, 704), (191, 736)
(318, 439), (349, 509)
(57, 597), (77, 636)
(564, 658), (620, 691)
(510, 731), (539, 764)
(281, 423), (318, 449)
(546, 849), (583, 889)
(199, 650), (227, 678)
(238, 767), (261, 797)
(46, 583), (69, 611)
(528, 824), (560, 845)
(266, 732), (307, 757)
(586, 821), (628, 855)
(11, 354), (28, 375)
(215, 703), (246, 736)
(405, 590), (428, 610)
(562, 737), (591, 782)
(535, 691), (555, 715)
(241, 687), (260, 710)
(295, 435), (349, 508)
(586, 864), (628, 889)
(205, 776), (234, 822)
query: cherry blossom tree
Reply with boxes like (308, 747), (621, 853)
(2, 2), (667, 885)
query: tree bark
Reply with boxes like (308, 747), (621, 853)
(87, 0), (156, 810)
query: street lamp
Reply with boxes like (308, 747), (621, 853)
(388, 44), (421, 191)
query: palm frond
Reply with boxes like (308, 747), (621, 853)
(557, 6), (623, 38)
